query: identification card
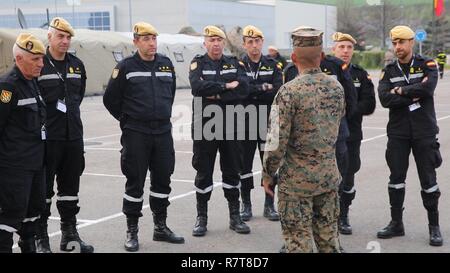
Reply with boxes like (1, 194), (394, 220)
(409, 102), (421, 112)
(57, 99), (67, 113)
(41, 126), (46, 140)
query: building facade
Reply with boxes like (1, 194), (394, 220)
(0, 0), (336, 50)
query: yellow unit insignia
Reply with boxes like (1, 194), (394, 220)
(112, 69), (119, 79)
(1, 90), (12, 103)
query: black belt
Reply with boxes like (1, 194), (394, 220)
(126, 116), (171, 129)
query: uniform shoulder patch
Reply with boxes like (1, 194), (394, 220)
(380, 70), (385, 79)
(239, 61), (245, 67)
(426, 60), (437, 67)
(1, 90), (12, 104)
(367, 74), (372, 81)
(351, 63), (363, 70)
(190, 62), (198, 71)
(276, 62), (283, 70)
(112, 68), (119, 79)
(341, 63), (348, 71)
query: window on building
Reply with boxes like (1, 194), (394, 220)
(0, 11), (111, 31)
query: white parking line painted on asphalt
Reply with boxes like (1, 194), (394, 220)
(362, 134), (387, 143)
(361, 114), (450, 144)
(50, 183), (223, 240)
(84, 133), (121, 141)
(83, 172), (262, 185)
(49, 217), (96, 224)
(362, 127), (386, 130)
(85, 147), (120, 151)
(83, 172), (197, 184)
(12, 182), (223, 250)
(83, 113), (450, 148)
(437, 114), (450, 122)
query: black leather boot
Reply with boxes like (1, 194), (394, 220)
(18, 221), (36, 253)
(36, 218), (52, 253)
(429, 225), (443, 246)
(60, 219), (94, 253)
(377, 208), (405, 239)
(18, 237), (36, 253)
(338, 216), (352, 235)
(240, 189), (252, 221)
(229, 201), (251, 234)
(338, 204), (352, 235)
(153, 214), (185, 244)
(124, 217), (139, 252)
(192, 202), (208, 237)
(428, 210), (443, 246)
(0, 230), (13, 253)
(263, 193), (279, 221)
(339, 191), (354, 235)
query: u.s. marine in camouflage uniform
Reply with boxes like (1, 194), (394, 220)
(262, 26), (345, 253)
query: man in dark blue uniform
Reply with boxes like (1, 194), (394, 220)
(104, 22), (184, 252)
(0, 34), (46, 253)
(377, 26), (443, 246)
(239, 25), (283, 222)
(331, 32), (376, 235)
(36, 17), (93, 253)
(189, 25), (250, 237)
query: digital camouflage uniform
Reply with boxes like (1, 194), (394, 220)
(262, 67), (345, 253)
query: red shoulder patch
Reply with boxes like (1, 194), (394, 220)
(426, 60), (437, 67)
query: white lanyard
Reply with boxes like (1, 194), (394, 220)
(247, 60), (262, 81)
(396, 56), (415, 84)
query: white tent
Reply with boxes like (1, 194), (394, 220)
(0, 28), (206, 95)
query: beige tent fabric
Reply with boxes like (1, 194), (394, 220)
(0, 28), (206, 94)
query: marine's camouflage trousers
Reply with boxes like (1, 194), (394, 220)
(279, 190), (340, 253)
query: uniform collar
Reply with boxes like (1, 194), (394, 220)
(205, 53), (226, 63)
(13, 65), (34, 82)
(301, 67), (322, 75)
(244, 54), (263, 64)
(349, 63), (356, 71)
(46, 47), (68, 62)
(134, 51), (159, 63)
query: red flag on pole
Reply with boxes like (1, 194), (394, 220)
(434, 0), (445, 17)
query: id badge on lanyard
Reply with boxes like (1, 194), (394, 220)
(41, 125), (47, 140)
(48, 56), (68, 113)
(397, 56), (421, 111)
(247, 61), (262, 81)
(396, 56), (415, 84)
(57, 99), (67, 113)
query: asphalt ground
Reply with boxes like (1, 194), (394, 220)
(12, 70), (450, 253)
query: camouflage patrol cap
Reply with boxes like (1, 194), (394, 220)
(291, 26), (323, 48)
(203, 25), (226, 39)
(50, 17), (75, 36)
(390, 25), (414, 41)
(133, 22), (159, 36)
(15, 33), (46, 55)
(332, 32), (356, 44)
(243, 25), (264, 39)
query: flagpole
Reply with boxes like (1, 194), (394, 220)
(432, 0), (436, 55)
